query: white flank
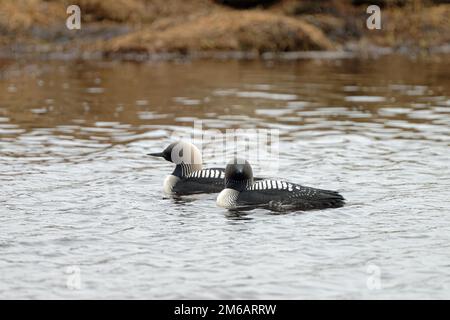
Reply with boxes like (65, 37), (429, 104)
(216, 188), (240, 209)
(163, 175), (180, 194)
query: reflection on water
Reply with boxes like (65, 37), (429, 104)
(1, 55), (449, 298)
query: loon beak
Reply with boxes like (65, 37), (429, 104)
(148, 152), (164, 158)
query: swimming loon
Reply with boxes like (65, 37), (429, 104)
(148, 141), (226, 195)
(217, 158), (345, 211)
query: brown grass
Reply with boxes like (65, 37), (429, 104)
(0, 0), (448, 57)
(0, 0), (64, 32)
(105, 10), (336, 54)
(366, 3), (450, 49)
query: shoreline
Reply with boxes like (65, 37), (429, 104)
(1, 44), (449, 63)
(1, 1), (449, 63)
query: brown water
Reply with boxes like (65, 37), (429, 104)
(1, 55), (449, 298)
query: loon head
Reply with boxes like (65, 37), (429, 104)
(224, 158), (254, 192)
(148, 141), (202, 178)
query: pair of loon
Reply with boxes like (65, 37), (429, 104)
(149, 141), (345, 211)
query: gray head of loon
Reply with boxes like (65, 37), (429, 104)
(224, 158), (254, 191)
(148, 141), (203, 177)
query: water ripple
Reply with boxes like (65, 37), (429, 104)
(1, 56), (449, 299)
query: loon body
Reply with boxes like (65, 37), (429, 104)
(166, 168), (226, 194)
(217, 158), (345, 211)
(149, 141), (226, 195)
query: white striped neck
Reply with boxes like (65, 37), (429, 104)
(225, 178), (253, 192)
(172, 162), (202, 178)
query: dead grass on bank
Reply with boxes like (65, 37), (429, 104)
(104, 10), (336, 55)
(367, 4), (450, 49)
(0, 0), (63, 32)
(0, 0), (449, 56)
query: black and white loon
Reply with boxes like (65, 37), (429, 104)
(149, 141), (226, 195)
(217, 158), (345, 211)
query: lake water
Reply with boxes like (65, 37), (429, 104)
(0, 55), (449, 299)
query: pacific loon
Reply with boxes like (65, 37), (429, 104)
(149, 141), (226, 195)
(217, 158), (345, 211)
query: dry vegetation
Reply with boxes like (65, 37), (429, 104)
(0, 0), (448, 58)
(105, 10), (335, 54)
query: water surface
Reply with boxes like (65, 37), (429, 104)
(1, 55), (449, 299)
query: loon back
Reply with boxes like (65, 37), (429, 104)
(237, 180), (345, 210)
(171, 168), (225, 195)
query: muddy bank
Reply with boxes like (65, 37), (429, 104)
(1, 0), (449, 60)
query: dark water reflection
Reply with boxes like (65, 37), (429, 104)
(0, 55), (449, 298)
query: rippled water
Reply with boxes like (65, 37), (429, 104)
(1, 55), (449, 299)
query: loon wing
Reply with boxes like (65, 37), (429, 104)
(238, 180), (345, 210)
